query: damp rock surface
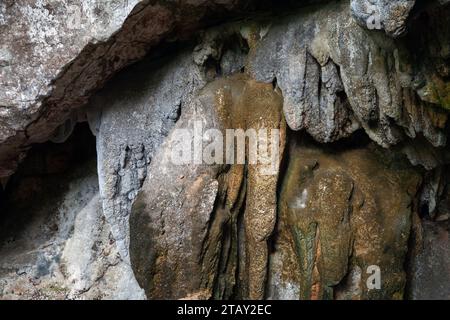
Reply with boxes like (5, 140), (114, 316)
(129, 74), (286, 300)
(0, 0), (450, 301)
(273, 136), (421, 300)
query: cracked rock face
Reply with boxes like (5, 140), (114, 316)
(0, 0), (273, 177)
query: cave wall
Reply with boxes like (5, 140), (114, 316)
(0, 125), (144, 299)
(0, 0), (449, 300)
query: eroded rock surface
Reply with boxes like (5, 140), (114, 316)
(0, 125), (144, 299)
(408, 219), (450, 300)
(2, 0), (449, 177)
(91, 49), (206, 264)
(130, 74), (285, 299)
(248, 1), (449, 153)
(271, 135), (421, 299)
(351, 0), (416, 37)
(0, 0), (450, 301)
(0, 0), (289, 177)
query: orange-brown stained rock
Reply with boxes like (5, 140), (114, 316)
(238, 80), (286, 299)
(213, 77), (286, 299)
(275, 136), (421, 300)
(130, 74), (285, 299)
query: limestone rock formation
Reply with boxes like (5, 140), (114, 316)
(0, 0), (278, 177)
(92, 50), (206, 265)
(272, 135), (421, 300)
(351, 0), (416, 37)
(0, 0), (449, 300)
(130, 74), (285, 299)
(0, 126), (144, 299)
(408, 220), (450, 300)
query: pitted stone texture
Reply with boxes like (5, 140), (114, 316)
(1, 0), (449, 176)
(351, 0), (416, 37)
(130, 74), (285, 300)
(129, 78), (228, 300)
(91, 51), (206, 263)
(0, 131), (144, 299)
(248, 1), (448, 149)
(273, 136), (421, 300)
(408, 220), (450, 300)
(0, 0), (271, 177)
(0, 0), (139, 176)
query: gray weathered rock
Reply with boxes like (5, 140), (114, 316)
(0, 0), (274, 177)
(0, 132), (144, 299)
(351, 0), (416, 37)
(408, 220), (450, 300)
(0, 0), (449, 301)
(91, 50), (206, 263)
(248, 0), (449, 150)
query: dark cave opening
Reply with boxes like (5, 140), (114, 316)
(0, 122), (97, 246)
(419, 203), (430, 219)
